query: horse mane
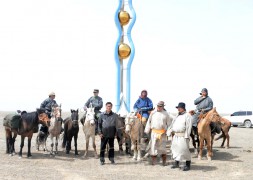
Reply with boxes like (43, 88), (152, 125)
(198, 113), (207, 119)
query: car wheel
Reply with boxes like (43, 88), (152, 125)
(232, 125), (238, 127)
(244, 120), (252, 128)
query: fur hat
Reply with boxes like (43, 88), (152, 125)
(49, 92), (55, 96)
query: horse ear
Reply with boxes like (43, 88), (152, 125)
(70, 109), (73, 113)
(77, 109), (79, 112)
(213, 107), (216, 111)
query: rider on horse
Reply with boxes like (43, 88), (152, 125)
(39, 92), (58, 133)
(133, 90), (153, 125)
(193, 88), (220, 135)
(83, 89), (103, 135)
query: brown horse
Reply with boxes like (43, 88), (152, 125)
(125, 112), (144, 161)
(197, 107), (221, 161)
(4, 109), (50, 158)
(214, 117), (231, 148)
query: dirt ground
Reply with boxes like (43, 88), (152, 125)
(0, 111), (252, 180)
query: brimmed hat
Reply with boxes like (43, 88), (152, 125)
(93, 89), (99, 93)
(176, 102), (186, 110)
(199, 88), (208, 95)
(157, 101), (165, 107)
(49, 92), (55, 96)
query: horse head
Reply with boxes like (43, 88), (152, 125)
(85, 107), (95, 126)
(125, 112), (137, 133)
(70, 109), (79, 128)
(51, 105), (61, 119)
(205, 107), (222, 123)
(37, 108), (50, 127)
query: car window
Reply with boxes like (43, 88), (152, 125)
(238, 111), (246, 116)
(247, 111), (252, 115)
(232, 112), (239, 116)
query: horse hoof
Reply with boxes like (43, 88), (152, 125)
(19, 156), (22, 159)
(9, 154), (13, 157)
(132, 157), (137, 161)
(207, 157), (212, 161)
(226, 147), (229, 149)
(95, 155), (98, 159)
(198, 156), (202, 160)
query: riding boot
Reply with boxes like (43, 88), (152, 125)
(182, 161), (191, 171)
(151, 156), (157, 165)
(171, 160), (179, 169)
(161, 154), (167, 166)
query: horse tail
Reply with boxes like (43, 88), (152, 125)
(214, 133), (223, 141)
(62, 123), (68, 148)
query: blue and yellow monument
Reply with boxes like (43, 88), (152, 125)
(115, 0), (136, 114)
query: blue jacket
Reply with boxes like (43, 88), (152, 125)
(133, 97), (153, 118)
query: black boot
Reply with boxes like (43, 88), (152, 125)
(171, 161), (179, 169)
(100, 158), (105, 165)
(182, 161), (191, 171)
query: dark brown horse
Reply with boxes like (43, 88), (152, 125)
(214, 117), (231, 148)
(4, 109), (50, 157)
(62, 109), (79, 155)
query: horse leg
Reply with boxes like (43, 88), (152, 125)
(220, 131), (226, 148)
(27, 135), (33, 158)
(117, 135), (123, 155)
(50, 135), (54, 155)
(11, 133), (17, 155)
(84, 136), (89, 158)
(137, 144), (141, 161)
(92, 135), (98, 158)
(198, 137), (204, 160)
(44, 135), (48, 152)
(132, 142), (137, 160)
(55, 136), (59, 154)
(207, 137), (212, 161)
(74, 134), (78, 155)
(19, 136), (25, 158)
(66, 136), (70, 154)
(226, 133), (230, 148)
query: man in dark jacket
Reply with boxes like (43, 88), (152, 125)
(193, 88), (220, 134)
(40, 92), (58, 118)
(83, 89), (103, 135)
(39, 92), (58, 133)
(98, 102), (118, 165)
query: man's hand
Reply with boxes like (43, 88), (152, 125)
(99, 134), (103, 138)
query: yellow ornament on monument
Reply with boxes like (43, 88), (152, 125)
(118, 11), (130, 26)
(118, 43), (131, 59)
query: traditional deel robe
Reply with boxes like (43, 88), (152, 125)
(144, 110), (173, 156)
(167, 112), (193, 161)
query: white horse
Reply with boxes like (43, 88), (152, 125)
(125, 112), (144, 161)
(48, 106), (62, 155)
(82, 107), (98, 158)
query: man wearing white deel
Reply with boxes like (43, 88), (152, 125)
(144, 101), (173, 166)
(167, 102), (193, 171)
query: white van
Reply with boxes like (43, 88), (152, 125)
(223, 111), (252, 128)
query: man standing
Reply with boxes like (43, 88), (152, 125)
(167, 102), (192, 171)
(144, 101), (173, 166)
(133, 90), (153, 125)
(98, 102), (118, 165)
(84, 89), (103, 134)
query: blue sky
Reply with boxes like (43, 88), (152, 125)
(0, 0), (252, 113)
